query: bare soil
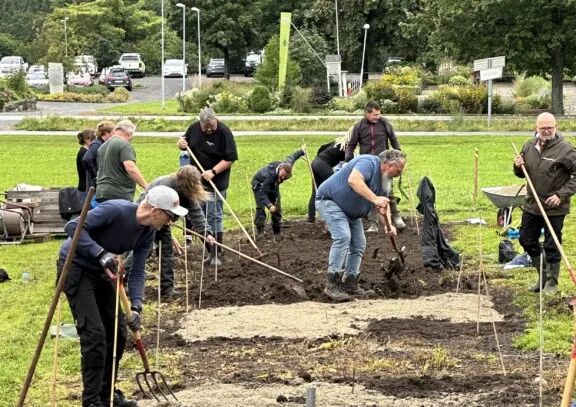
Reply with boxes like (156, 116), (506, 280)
(130, 220), (566, 406)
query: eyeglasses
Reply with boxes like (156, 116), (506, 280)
(160, 208), (178, 222)
(538, 126), (555, 132)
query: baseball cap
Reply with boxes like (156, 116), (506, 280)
(144, 185), (188, 220)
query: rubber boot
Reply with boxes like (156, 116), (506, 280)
(216, 232), (224, 257)
(324, 273), (348, 301)
(203, 241), (213, 264)
(528, 255), (545, 293)
(342, 274), (375, 296)
(389, 199), (406, 231)
(366, 208), (379, 233)
(209, 244), (221, 267)
(542, 262), (560, 295)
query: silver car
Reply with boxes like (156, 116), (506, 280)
(206, 58), (225, 77)
(163, 59), (187, 78)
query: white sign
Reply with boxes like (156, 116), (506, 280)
(48, 63), (64, 94)
(474, 56), (506, 71)
(480, 67), (503, 81)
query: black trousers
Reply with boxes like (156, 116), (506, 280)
(254, 188), (282, 233)
(519, 211), (565, 264)
(308, 158), (335, 221)
(57, 259), (127, 406)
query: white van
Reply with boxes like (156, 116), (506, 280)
(74, 55), (98, 77)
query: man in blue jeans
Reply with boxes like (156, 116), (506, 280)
(316, 149), (406, 301)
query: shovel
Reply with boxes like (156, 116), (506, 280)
(381, 212), (408, 277)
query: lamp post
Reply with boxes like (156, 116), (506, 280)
(176, 3), (186, 94)
(191, 7), (201, 88)
(359, 23), (369, 90)
(161, 0), (165, 109)
(334, 0), (340, 56)
(60, 17), (69, 57)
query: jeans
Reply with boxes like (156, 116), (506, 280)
(519, 211), (565, 264)
(316, 199), (366, 277)
(202, 189), (225, 234)
(179, 151), (191, 166)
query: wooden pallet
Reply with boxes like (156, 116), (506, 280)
(4, 188), (68, 234)
(0, 232), (53, 245)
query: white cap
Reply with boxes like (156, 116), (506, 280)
(144, 185), (188, 219)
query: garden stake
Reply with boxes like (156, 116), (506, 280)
(183, 219), (190, 343)
(405, 165), (420, 235)
(117, 274), (178, 402)
(480, 263), (506, 375)
(561, 299), (576, 407)
(302, 139), (317, 192)
(306, 386), (316, 407)
(455, 254), (465, 293)
(185, 146), (263, 256)
(245, 171), (257, 243)
(156, 242), (161, 370)
(17, 187), (94, 407)
(173, 223), (303, 283)
(199, 216), (208, 309)
(109, 265), (123, 407)
(538, 253), (544, 407)
(213, 208), (218, 282)
(50, 298), (63, 407)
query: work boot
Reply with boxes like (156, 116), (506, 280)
(114, 389), (138, 407)
(209, 245), (221, 267)
(324, 273), (349, 301)
(256, 225), (265, 234)
(216, 232), (224, 257)
(272, 224), (281, 235)
(161, 287), (184, 302)
(389, 199), (406, 231)
(366, 222), (379, 233)
(342, 274), (375, 296)
(542, 262), (560, 295)
(528, 255), (545, 293)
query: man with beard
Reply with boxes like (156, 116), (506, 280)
(316, 149), (406, 301)
(514, 112), (576, 294)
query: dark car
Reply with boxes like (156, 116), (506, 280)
(244, 53), (262, 77)
(206, 58), (225, 77)
(104, 67), (132, 91)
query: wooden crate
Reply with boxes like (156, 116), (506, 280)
(4, 188), (68, 235)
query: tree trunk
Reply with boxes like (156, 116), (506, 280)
(224, 47), (230, 80)
(551, 47), (564, 115)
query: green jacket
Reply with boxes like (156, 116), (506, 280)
(513, 133), (576, 216)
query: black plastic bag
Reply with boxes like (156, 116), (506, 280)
(498, 239), (517, 264)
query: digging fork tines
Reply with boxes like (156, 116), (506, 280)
(133, 335), (178, 402)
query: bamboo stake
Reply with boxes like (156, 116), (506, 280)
(109, 267), (122, 407)
(50, 298), (62, 406)
(245, 171), (257, 243)
(183, 219), (190, 343)
(156, 241), (161, 370)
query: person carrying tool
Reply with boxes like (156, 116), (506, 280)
(96, 120), (148, 203)
(307, 136), (347, 223)
(56, 186), (188, 407)
(252, 146), (306, 234)
(345, 101), (406, 232)
(316, 149), (406, 301)
(177, 107), (238, 257)
(124, 165), (216, 301)
(513, 112), (576, 295)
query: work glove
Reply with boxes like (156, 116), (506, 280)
(98, 251), (118, 274)
(127, 306), (142, 332)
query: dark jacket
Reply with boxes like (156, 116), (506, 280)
(314, 141), (346, 167)
(513, 133), (576, 216)
(345, 117), (400, 162)
(82, 137), (104, 187)
(251, 149), (305, 207)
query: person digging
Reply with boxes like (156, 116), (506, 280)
(316, 149), (406, 301)
(251, 145), (306, 235)
(56, 186), (188, 407)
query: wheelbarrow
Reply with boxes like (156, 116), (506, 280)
(481, 185), (526, 227)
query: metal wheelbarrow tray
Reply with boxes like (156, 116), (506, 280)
(481, 185), (526, 227)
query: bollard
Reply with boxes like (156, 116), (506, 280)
(306, 386), (316, 407)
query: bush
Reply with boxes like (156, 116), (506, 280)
(485, 94), (503, 114)
(436, 64), (471, 85)
(4, 71), (32, 98)
(497, 99), (517, 114)
(380, 65), (422, 87)
(311, 83), (332, 107)
(326, 97), (356, 112)
(106, 87), (130, 103)
(209, 90), (249, 113)
(363, 81), (395, 105)
(448, 75), (470, 87)
(176, 86), (214, 113)
(36, 89), (130, 103)
(352, 90), (368, 111)
(67, 85), (110, 96)
(420, 97), (445, 114)
(457, 86), (485, 114)
(249, 86), (272, 113)
(393, 88), (419, 113)
(525, 89), (551, 109)
(514, 76), (550, 98)
(380, 99), (398, 114)
(289, 86), (312, 113)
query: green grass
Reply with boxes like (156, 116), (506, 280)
(16, 115), (576, 133)
(1, 134), (575, 405)
(99, 99), (184, 115)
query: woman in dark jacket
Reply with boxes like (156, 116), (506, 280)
(307, 135), (347, 222)
(76, 129), (95, 202)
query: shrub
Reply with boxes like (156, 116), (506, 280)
(209, 90), (249, 113)
(289, 86), (312, 113)
(525, 89), (551, 109)
(176, 86), (214, 113)
(106, 87), (130, 103)
(420, 97), (445, 114)
(311, 83), (332, 106)
(393, 88), (419, 113)
(514, 76), (550, 98)
(4, 71), (32, 98)
(363, 81), (395, 105)
(457, 86), (485, 114)
(249, 86), (272, 113)
(67, 85), (110, 96)
(380, 99), (398, 114)
(380, 65), (422, 87)
(494, 96), (515, 114)
(326, 97), (356, 112)
(436, 64), (471, 85)
(448, 75), (470, 87)
(35, 89), (130, 103)
(279, 84), (293, 109)
(352, 90), (368, 111)
(485, 94), (503, 114)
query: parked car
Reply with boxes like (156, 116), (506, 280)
(244, 52), (262, 77)
(0, 56), (28, 76)
(104, 67), (132, 91)
(163, 59), (187, 78)
(26, 71), (49, 88)
(118, 53), (146, 78)
(74, 55), (98, 77)
(206, 58), (225, 77)
(28, 65), (46, 75)
(67, 69), (93, 87)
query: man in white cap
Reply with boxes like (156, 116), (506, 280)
(56, 185), (187, 407)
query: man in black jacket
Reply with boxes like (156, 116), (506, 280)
(345, 101), (405, 231)
(252, 146), (306, 234)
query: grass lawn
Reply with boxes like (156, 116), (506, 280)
(1, 134), (575, 405)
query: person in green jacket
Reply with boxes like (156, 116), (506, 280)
(514, 112), (576, 294)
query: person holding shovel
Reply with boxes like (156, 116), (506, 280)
(316, 149), (406, 301)
(56, 186), (188, 407)
(345, 101), (406, 232)
(514, 112), (576, 295)
(251, 145), (307, 234)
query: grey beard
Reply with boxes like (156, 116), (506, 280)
(381, 173), (392, 194)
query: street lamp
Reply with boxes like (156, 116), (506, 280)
(60, 17), (69, 57)
(176, 3), (186, 94)
(334, 0), (340, 56)
(359, 23), (369, 90)
(191, 7), (201, 88)
(161, 0), (165, 109)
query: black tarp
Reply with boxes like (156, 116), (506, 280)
(416, 177), (461, 270)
